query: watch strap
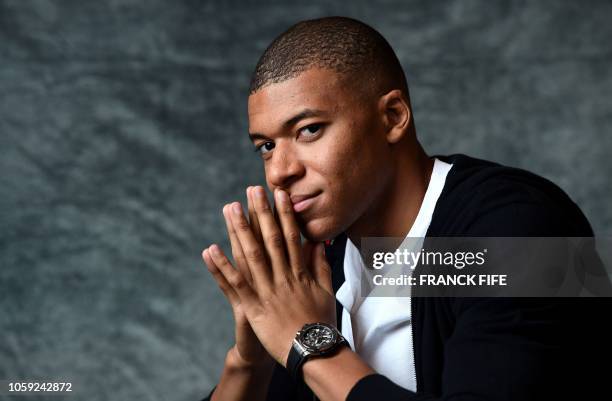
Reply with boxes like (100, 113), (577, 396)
(286, 339), (306, 382)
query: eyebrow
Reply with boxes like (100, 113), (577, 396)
(248, 108), (328, 141)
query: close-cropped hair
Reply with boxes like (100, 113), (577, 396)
(249, 16), (409, 98)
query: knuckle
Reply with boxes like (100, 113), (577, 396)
(285, 230), (301, 244)
(274, 276), (294, 290)
(216, 281), (229, 292)
(235, 217), (250, 231)
(258, 200), (271, 212)
(265, 231), (284, 248)
(245, 247), (265, 263)
(228, 274), (246, 290)
(218, 257), (231, 269)
(279, 205), (293, 216)
(294, 268), (310, 283)
(274, 277), (295, 293)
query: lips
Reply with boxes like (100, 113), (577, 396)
(290, 192), (321, 213)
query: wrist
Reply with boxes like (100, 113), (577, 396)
(225, 345), (275, 374)
(213, 346), (275, 401)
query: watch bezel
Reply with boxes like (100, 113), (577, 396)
(296, 322), (339, 354)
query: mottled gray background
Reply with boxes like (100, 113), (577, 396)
(1, 0), (611, 400)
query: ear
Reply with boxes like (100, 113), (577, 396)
(378, 89), (411, 144)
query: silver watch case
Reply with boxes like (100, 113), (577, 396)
(292, 322), (344, 358)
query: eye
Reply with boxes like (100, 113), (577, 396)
(298, 124), (322, 138)
(254, 141), (275, 155)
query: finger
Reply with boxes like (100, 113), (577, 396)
(274, 188), (308, 279)
(228, 201), (274, 291)
(247, 186), (264, 246)
(202, 248), (240, 306)
(302, 240), (315, 274)
(251, 186), (291, 281)
(312, 242), (333, 294)
(208, 243), (258, 303)
(223, 204), (254, 285)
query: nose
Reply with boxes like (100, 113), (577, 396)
(265, 141), (305, 190)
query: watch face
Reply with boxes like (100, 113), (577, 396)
(299, 324), (337, 353)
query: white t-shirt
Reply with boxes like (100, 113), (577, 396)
(335, 158), (453, 391)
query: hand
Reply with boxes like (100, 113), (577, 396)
(202, 187), (274, 370)
(205, 186), (337, 366)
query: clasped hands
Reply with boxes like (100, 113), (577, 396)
(202, 186), (337, 369)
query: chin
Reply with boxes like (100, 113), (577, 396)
(299, 216), (344, 242)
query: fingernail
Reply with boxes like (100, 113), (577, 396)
(202, 249), (208, 259)
(254, 186), (264, 198)
(232, 202), (242, 215)
(210, 244), (220, 256)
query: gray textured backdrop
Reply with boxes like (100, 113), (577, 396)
(1, 1), (611, 400)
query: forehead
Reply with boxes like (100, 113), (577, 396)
(248, 68), (351, 133)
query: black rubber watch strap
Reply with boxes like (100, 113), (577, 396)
(286, 341), (306, 382)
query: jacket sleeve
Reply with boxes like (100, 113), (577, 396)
(347, 297), (573, 401)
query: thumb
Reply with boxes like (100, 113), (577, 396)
(312, 242), (333, 294)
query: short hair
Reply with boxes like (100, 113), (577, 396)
(249, 16), (409, 98)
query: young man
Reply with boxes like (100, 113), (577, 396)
(201, 17), (609, 401)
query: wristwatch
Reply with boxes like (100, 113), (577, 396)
(286, 322), (349, 382)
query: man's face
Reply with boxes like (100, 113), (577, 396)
(248, 68), (394, 241)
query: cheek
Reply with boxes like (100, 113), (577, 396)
(318, 123), (378, 179)
(322, 133), (383, 198)
(308, 133), (385, 232)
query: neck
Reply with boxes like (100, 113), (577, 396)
(347, 139), (434, 247)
